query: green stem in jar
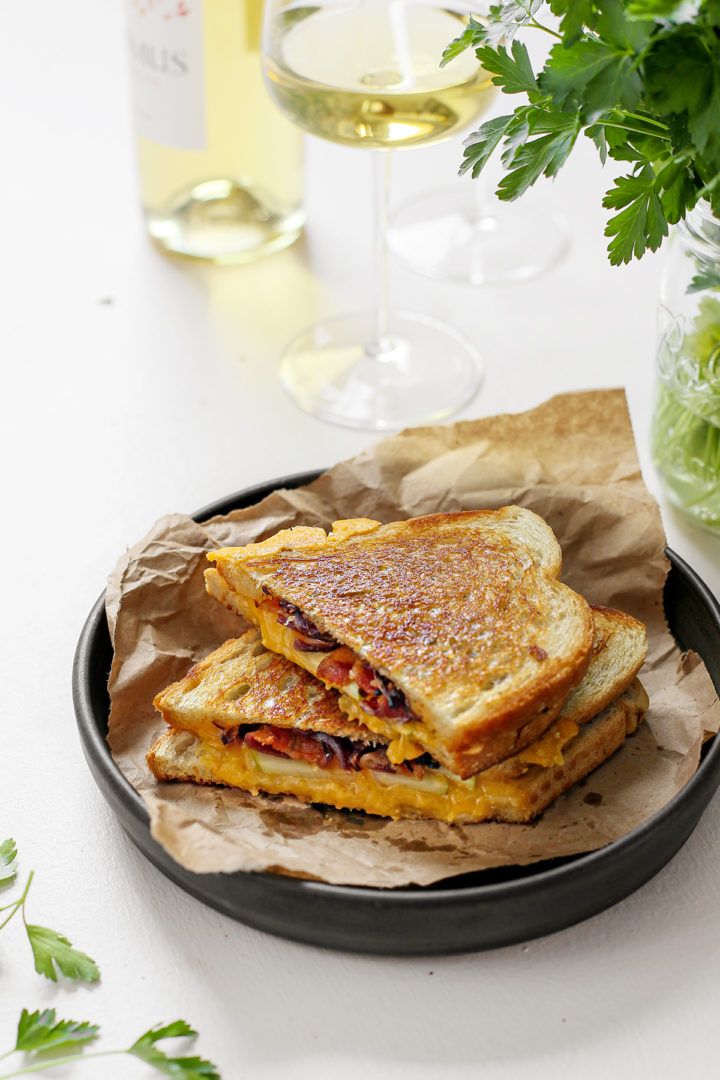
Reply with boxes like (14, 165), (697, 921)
(653, 386), (720, 512)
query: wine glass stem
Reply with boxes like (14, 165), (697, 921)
(370, 149), (392, 358)
(472, 172), (495, 222)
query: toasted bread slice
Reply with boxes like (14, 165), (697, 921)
(559, 604), (647, 725)
(147, 680), (648, 824)
(153, 630), (378, 748)
(205, 508), (595, 777)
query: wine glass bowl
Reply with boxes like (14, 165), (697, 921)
(261, 0), (497, 430)
(262, 2), (496, 151)
(388, 185), (570, 285)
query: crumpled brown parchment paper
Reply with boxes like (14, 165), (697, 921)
(106, 389), (720, 887)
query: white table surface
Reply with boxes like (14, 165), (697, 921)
(3, 3), (720, 1078)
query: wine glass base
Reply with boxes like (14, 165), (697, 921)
(388, 187), (570, 285)
(279, 310), (483, 431)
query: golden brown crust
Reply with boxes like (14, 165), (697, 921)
(558, 604), (647, 725)
(153, 630), (380, 745)
(448, 700), (566, 775)
(207, 508), (594, 774)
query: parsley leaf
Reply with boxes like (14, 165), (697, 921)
(498, 108), (582, 199)
(440, 1), (546, 62)
(583, 54), (642, 116)
(1, 1012), (222, 1079)
(603, 166), (669, 263)
(595, 0), (651, 50)
(0, 840), (17, 887)
(0, 849), (100, 984)
(461, 114), (516, 177)
(644, 32), (714, 117)
(548, 0), (596, 43)
(541, 38), (617, 109)
(15, 1008), (99, 1054)
(25, 924), (100, 983)
(129, 1021), (221, 1080)
(586, 123), (609, 164)
(463, 100), (582, 200)
(688, 77), (720, 164)
(440, 15), (487, 66)
(689, 265), (720, 292)
(656, 157), (698, 223)
(453, 0), (720, 264)
(483, 0), (546, 46)
(541, 39), (641, 117)
(475, 40), (539, 95)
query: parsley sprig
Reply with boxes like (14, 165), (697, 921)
(1, 841), (222, 1077)
(0, 839), (99, 983)
(0, 1011), (220, 1079)
(445, 0), (720, 264)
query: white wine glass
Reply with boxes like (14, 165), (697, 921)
(261, 0), (498, 430)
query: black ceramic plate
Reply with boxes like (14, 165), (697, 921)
(72, 472), (720, 956)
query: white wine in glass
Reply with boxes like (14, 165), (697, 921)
(262, 0), (497, 430)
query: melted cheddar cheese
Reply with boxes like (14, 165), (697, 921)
(516, 716), (579, 767)
(188, 730), (580, 824)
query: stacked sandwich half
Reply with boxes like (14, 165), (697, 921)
(147, 507), (648, 824)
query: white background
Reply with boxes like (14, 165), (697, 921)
(1, 2), (719, 1078)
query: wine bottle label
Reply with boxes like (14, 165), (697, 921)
(126, 0), (206, 151)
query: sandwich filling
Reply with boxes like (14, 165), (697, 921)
(150, 687), (644, 823)
(258, 588), (421, 728)
(213, 713), (583, 783)
(216, 721), (450, 792)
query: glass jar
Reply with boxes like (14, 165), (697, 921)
(651, 201), (720, 532)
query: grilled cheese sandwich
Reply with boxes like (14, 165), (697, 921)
(205, 508), (596, 777)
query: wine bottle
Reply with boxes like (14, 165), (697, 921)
(126, 0), (304, 262)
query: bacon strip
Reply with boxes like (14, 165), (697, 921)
(317, 647), (356, 686)
(317, 646), (419, 721)
(244, 725), (330, 767)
